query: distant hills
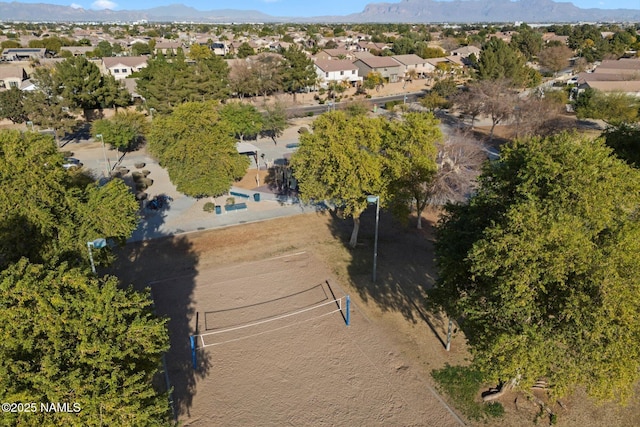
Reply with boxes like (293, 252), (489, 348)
(0, 0), (638, 23)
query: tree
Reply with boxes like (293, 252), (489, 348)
(237, 41), (255, 58)
(432, 132), (640, 402)
(466, 79), (518, 141)
(147, 101), (249, 197)
(385, 112), (440, 229)
(23, 67), (77, 145)
(477, 37), (536, 87)
(419, 91), (448, 112)
(0, 130), (139, 269)
(91, 111), (149, 155)
(261, 101), (287, 144)
(131, 41), (152, 56)
(576, 90), (639, 126)
(219, 102), (263, 141)
(538, 44), (573, 75)
(188, 43), (213, 61)
(281, 45), (317, 101)
(0, 87), (27, 123)
(509, 26), (543, 60)
(426, 131), (485, 208)
(254, 53), (284, 97)
(228, 60), (258, 99)
(0, 259), (171, 426)
(290, 111), (387, 247)
(53, 56), (105, 111)
(363, 71), (384, 92)
(602, 123), (640, 167)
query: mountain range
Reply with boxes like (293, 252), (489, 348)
(0, 0), (638, 23)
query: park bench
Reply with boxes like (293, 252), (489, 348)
(225, 202), (248, 212)
(229, 191), (250, 199)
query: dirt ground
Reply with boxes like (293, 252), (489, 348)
(111, 206), (640, 427)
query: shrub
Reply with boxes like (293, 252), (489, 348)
(141, 169), (151, 177)
(225, 197), (235, 205)
(483, 402), (504, 418)
(134, 162), (145, 169)
(135, 191), (148, 201)
(306, 112), (314, 117)
(298, 127), (309, 134)
(132, 171), (143, 180)
(203, 202), (216, 213)
(140, 178), (153, 187)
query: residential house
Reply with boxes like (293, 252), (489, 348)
(314, 49), (355, 61)
(0, 65), (28, 90)
(154, 40), (183, 55)
(355, 41), (389, 53)
(1, 48), (47, 61)
(576, 57), (640, 96)
(450, 45), (481, 59)
(390, 54), (432, 79)
(102, 56), (148, 80)
(60, 46), (95, 57)
(314, 59), (362, 88)
(353, 56), (402, 83)
(210, 42), (230, 56)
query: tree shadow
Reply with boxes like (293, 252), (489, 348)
(325, 206), (450, 348)
(108, 231), (210, 422)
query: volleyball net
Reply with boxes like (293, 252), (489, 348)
(189, 294), (350, 370)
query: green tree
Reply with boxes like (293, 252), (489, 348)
(131, 41), (152, 56)
(602, 123), (640, 167)
(477, 37), (536, 87)
(0, 87), (27, 123)
(91, 111), (149, 154)
(147, 101), (249, 197)
(261, 101), (287, 144)
(54, 56), (105, 111)
(24, 67), (77, 145)
(509, 26), (543, 60)
(290, 111), (387, 247)
(0, 259), (171, 426)
(385, 112), (440, 229)
(95, 40), (113, 57)
(363, 71), (384, 92)
(0, 130), (139, 269)
(219, 102), (263, 141)
(576, 90), (639, 126)
(188, 43), (213, 61)
(0, 40), (21, 49)
(237, 41), (256, 58)
(281, 45), (317, 101)
(432, 132), (640, 402)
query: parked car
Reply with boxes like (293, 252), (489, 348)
(63, 157), (82, 169)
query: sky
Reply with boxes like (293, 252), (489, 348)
(21, 0), (640, 16)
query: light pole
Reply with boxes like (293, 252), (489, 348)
(87, 238), (107, 274)
(366, 195), (380, 283)
(96, 134), (111, 176)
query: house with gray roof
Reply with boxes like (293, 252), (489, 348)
(353, 56), (402, 83)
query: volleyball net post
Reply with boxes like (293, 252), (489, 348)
(190, 335), (197, 371)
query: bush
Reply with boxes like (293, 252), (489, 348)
(134, 162), (145, 169)
(306, 112), (314, 117)
(135, 191), (148, 201)
(225, 197), (235, 205)
(432, 364), (503, 421)
(203, 202), (216, 213)
(384, 100), (402, 110)
(298, 127), (309, 134)
(140, 178), (153, 187)
(318, 88), (326, 95)
(132, 171), (143, 180)
(141, 169), (151, 177)
(483, 402), (504, 418)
